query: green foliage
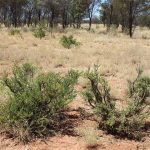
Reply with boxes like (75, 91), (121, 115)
(83, 65), (115, 109)
(0, 63), (79, 142)
(138, 14), (150, 28)
(10, 28), (21, 36)
(33, 26), (46, 39)
(60, 35), (79, 49)
(127, 68), (150, 102)
(83, 65), (150, 140)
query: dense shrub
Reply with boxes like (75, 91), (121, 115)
(83, 65), (150, 140)
(33, 26), (46, 39)
(60, 35), (79, 49)
(0, 63), (79, 142)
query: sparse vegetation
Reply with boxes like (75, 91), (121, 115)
(81, 127), (99, 148)
(83, 65), (150, 140)
(0, 17), (150, 149)
(0, 63), (79, 142)
(33, 26), (46, 39)
(9, 28), (21, 36)
(60, 35), (79, 49)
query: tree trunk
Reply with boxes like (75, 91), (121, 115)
(89, 18), (92, 31)
(50, 9), (55, 28)
(109, 4), (113, 28)
(129, 1), (133, 38)
(38, 10), (41, 22)
(27, 11), (32, 27)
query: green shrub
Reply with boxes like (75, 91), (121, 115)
(60, 35), (79, 49)
(33, 27), (46, 39)
(10, 28), (21, 36)
(83, 65), (150, 140)
(0, 63), (79, 142)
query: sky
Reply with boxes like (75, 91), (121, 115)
(94, 5), (100, 17)
(94, 0), (104, 17)
(84, 0), (104, 20)
(93, 0), (105, 17)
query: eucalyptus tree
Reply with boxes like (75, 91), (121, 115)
(86, 0), (101, 30)
(100, 0), (150, 37)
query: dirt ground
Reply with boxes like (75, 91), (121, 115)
(0, 25), (150, 150)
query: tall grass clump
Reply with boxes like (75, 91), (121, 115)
(9, 28), (21, 36)
(60, 35), (79, 49)
(83, 65), (150, 140)
(33, 26), (46, 39)
(107, 25), (118, 36)
(81, 127), (99, 148)
(0, 63), (79, 142)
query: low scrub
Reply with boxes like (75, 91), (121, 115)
(81, 127), (99, 148)
(0, 63), (79, 142)
(60, 35), (79, 49)
(9, 28), (21, 36)
(33, 26), (46, 39)
(83, 65), (150, 140)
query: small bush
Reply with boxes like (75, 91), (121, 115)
(60, 35), (79, 49)
(83, 65), (150, 140)
(81, 127), (99, 148)
(33, 27), (46, 39)
(0, 63), (79, 142)
(10, 28), (21, 36)
(107, 25), (118, 36)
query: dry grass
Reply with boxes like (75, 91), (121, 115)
(77, 127), (99, 148)
(0, 24), (150, 99)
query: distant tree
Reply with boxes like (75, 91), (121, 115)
(100, 0), (150, 37)
(137, 12), (150, 28)
(100, 0), (113, 30)
(69, 0), (92, 29)
(86, 0), (101, 30)
(120, 0), (150, 37)
(42, 0), (59, 28)
(0, 0), (149, 34)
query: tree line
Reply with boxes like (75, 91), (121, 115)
(101, 0), (150, 37)
(0, 0), (100, 29)
(0, 0), (149, 37)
